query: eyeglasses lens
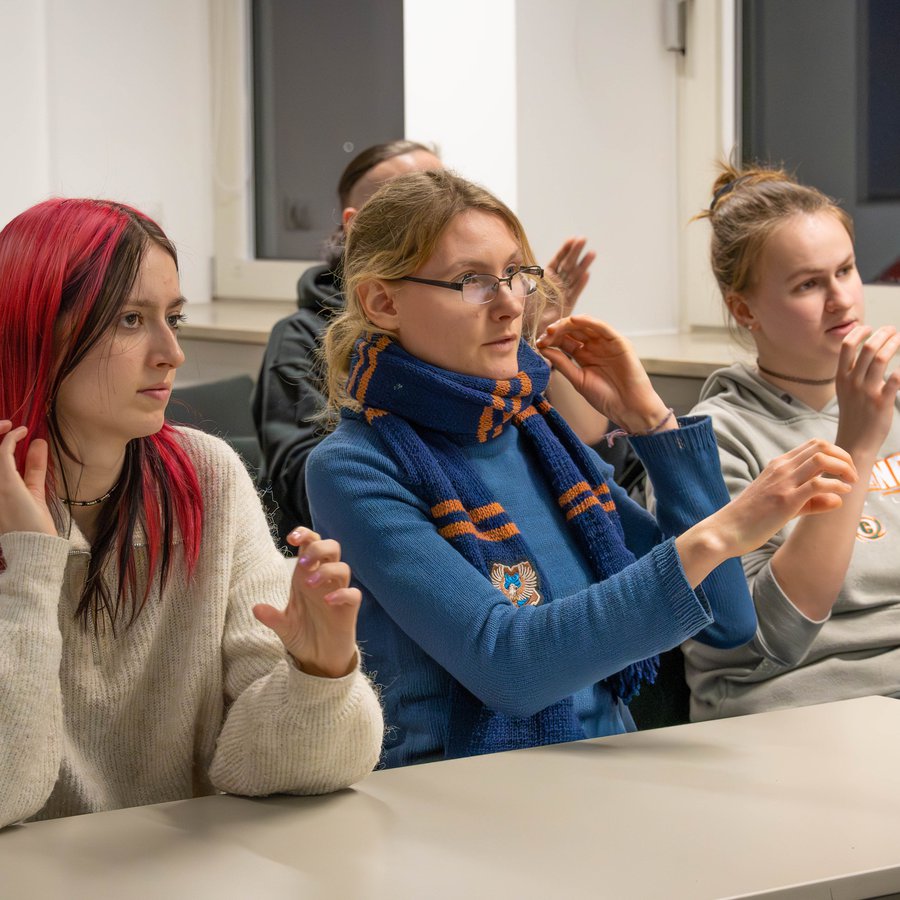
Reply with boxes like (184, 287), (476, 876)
(460, 271), (538, 305)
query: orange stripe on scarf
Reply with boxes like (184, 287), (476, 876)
(558, 481), (592, 507)
(438, 521), (521, 542)
(565, 495), (601, 521)
(431, 499), (466, 519)
(355, 335), (391, 404)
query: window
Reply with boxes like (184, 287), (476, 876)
(251, 0), (405, 261)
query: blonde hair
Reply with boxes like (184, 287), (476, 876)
(322, 169), (557, 415)
(696, 162), (854, 337)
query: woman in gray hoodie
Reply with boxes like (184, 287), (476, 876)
(686, 163), (900, 721)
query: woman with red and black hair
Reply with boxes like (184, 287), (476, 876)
(0, 198), (382, 827)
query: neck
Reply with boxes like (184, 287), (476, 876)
(755, 364), (836, 411)
(54, 440), (127, 506)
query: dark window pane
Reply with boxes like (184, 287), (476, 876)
(741, 0), (900, 281)
(252, 0), (405, 260)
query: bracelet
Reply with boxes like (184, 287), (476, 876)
(604, 407), (676, 447)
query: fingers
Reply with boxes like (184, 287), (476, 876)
(296, 559), (352, 596)
(23, 438), (49, 496)
(537, 346), (583, 388)
(547, 238), (596, 314)
(286, 525), (321, 549)
(778, 438), (857, 485)
(840, 325), (900, 387)
(0, 422), (28, 457)
(538, 315), (616, 346)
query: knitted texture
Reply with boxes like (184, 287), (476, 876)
(0, 428), (383, 827)
(346, 334), (657, 758)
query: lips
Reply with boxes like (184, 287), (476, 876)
(138, 384), (172, 400)
(826, 319), (857, 335)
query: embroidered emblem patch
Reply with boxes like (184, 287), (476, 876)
(490, 561), (542, 607)
(857, 515), (885, 542)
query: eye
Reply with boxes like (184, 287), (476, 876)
(120, 311), (142, 329)
(457, 272), (478, 284)
(837, 264), (854, 277)
(167, 313), (187, 329)
(503, 263), (520, 278)
(796, 279), (817, 292)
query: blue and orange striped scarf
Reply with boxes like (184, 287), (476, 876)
(346, 334), (657, 759)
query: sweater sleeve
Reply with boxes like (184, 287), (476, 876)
(206, 446), (382, 796)
(306, 424), (717, 719)
(698, 409), (828, 666)
(628, 415), (758, 649)
(0, 533), (69, 828)
(251, 313), (329, 533)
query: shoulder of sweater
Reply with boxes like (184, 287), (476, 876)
(168, 427), (258, 506)
(169, 425), (245, 468)
(307, 419), (408, 494)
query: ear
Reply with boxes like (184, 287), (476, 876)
(726, 291), (758, 331)
(341, 206), (358, 229)
(357, 279), (400, 331)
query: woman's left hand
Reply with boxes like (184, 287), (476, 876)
(536, 315), (673, 431)
(253, 527), (360, 678)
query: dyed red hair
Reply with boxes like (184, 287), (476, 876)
(0, 198), (202, 626)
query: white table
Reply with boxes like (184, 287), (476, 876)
(2, 697), (899, 900)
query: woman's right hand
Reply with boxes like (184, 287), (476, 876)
(835, 325), (900, 458)
(0, 421), (56, 537)
(676, 439), (856, 587)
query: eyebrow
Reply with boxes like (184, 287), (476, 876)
(786, 255), (854, 282)
(126, 296), (188, 309)
(442, 250), (521, 274)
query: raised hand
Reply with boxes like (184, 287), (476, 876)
(544, 236), (596, 319)
(835, 325), (900, 458)
(536, 315), (671, 431)
(253, 526), (360, 678)
(676, 439), (857, 588)
(0, 421), (56, 537)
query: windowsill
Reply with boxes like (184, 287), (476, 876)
(181, 298), (296, 345)
(181, 300), (745, 377)
(181, 281), (897, 377)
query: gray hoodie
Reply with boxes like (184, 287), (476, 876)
(685, 363), (900, 721)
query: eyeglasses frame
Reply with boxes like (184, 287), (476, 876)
(398, 265), (545, 305)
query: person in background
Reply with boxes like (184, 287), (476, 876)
(0, 198), (382, 828)
(306, 169), (856, 768)
(252, 140), (598, 542)
(685, 163), (900, 721)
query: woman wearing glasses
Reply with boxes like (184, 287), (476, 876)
(306, 169), (856, 768)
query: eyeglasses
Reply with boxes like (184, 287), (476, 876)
(399, 265), (544, 306)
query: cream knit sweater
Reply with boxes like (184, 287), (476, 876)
(0, 428), (383, 827)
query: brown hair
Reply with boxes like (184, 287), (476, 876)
(698, 162), (854, 325)
(322, 169), (557, 415)
(323, 140), (440, 270)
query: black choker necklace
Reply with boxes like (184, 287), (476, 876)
(756, 360), (835, 386)
(60, 482), (118, 508)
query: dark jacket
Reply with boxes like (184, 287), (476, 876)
(251, 264), (344, 541)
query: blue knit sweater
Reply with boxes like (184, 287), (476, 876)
(307, 415), (755, 768)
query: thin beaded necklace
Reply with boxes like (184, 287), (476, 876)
(59, 480), (119, 508)
(756, 360), (835, 386)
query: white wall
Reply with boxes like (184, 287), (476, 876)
(1, 1), (679, 336)
(404, 0), (518, 210)
(405, 0), (680, 335)
(517, 0), (680, 334)
(0, 0), (214, 304)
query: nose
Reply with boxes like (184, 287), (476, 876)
(490, 279), (525, 320)
(150, 322), (185, 370)
(824, 277), (853, 311)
